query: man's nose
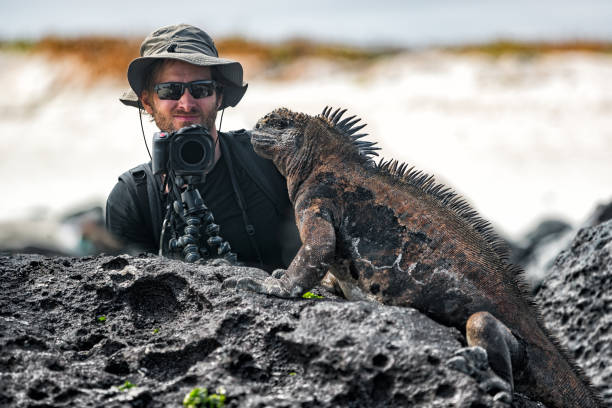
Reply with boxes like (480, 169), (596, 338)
(177, 87), (197, 109)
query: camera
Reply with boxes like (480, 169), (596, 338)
(152, 124), (216, 177)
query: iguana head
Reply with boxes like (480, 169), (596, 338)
(250, 108), (308, 174)
(251, 107), (379, 178)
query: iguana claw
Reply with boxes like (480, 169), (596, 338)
(224, 276), (293, 298)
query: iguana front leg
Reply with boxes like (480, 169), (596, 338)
(226, 207), (336, 298)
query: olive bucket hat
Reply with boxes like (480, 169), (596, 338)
(119, 24), (247, 110)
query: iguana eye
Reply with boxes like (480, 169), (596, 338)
(277, 118), (292, 129)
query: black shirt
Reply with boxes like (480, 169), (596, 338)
(191, 154), (293, 269)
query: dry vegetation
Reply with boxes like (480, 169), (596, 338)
(0, 36), (399, 83)
(449, 39), (612, 57)
(218, 36), (397, 62)
(33, 37), (141, 81)
(1, 36), (610, 83)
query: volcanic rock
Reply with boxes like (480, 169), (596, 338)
(535, 219), (612, 406)
(583, 199), (612, 228)
(509, 219), (574, 290)
(0, 254), (547, 407)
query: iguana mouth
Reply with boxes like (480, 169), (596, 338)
(250, 129), (276, 143)
(250, 129), (276, 157)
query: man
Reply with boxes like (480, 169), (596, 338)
(106, 24), (300, 271)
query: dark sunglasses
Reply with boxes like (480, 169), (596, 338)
(154, 80), (220, 100)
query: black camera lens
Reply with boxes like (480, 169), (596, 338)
(173, 134), (214, 174)
(181, 140), (206, 165)
(152, 124), (215, 176)
(155, 125), (216, 176)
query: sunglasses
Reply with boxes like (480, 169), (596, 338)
(154, 80), (220, 100)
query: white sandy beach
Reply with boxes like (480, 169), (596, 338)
(0, 50), (611, 243)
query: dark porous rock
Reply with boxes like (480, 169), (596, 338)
(512, 199), (612, 293)
(512, 219), (573, 266)
(584, 198), (612, 228)
(1, 254), (544, 407)
(508, 218), (574, 291)
(535, 219), (612, 405)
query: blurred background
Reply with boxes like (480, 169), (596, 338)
(1, 0), (611, 257)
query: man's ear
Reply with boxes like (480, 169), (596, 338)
(140, 90), (154, 115)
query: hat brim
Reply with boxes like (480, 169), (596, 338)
(125, 53), (248, 110)
(119, 89), (142, 108)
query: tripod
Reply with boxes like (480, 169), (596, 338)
(160, 174), (237, 263)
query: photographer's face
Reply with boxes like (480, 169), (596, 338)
(140, 60), (221, 133)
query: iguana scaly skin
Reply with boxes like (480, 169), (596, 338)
(225, 107), (602, 408)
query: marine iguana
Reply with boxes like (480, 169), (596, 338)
(224, 107), (602, 407)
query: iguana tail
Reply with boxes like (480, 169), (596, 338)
(521, 329), (603, 408)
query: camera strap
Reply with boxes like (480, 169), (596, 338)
(220, 138), (264, 267)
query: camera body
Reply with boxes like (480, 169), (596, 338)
(152, 124), (216, 176)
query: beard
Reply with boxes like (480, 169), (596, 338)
(150, 103), (217, 133)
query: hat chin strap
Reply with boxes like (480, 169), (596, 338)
(218, 108), (225, 133)
(139, 105), (153, 160)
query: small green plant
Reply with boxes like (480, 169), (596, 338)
(97, 315), (107, 323)
(302, 291), (323, 299)
(118, 380), (135, 391)
(152, 328), (159, 334)
(183, 386), (226, 408)
(288, 371), (297, 376)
